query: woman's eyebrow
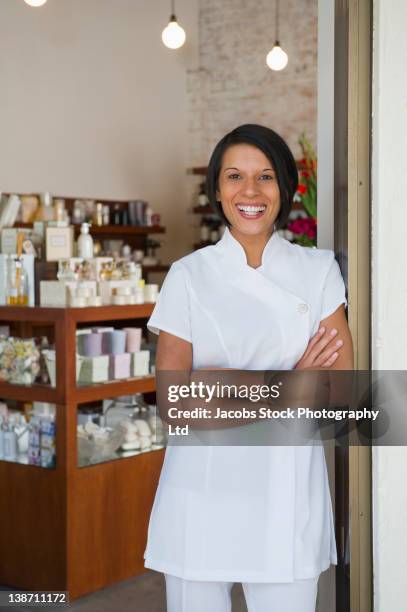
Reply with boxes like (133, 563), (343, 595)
(222, 167), (275, 172)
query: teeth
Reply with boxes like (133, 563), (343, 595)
(237, 205), (266, 213)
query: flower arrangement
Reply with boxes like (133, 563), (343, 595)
(287, 133), (317, 247)
(0, 337), (41, 385)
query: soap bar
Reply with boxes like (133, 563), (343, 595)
(109, 353), (131, 380)
(131, 350), (150, 377)
(79, 355), (110, 384)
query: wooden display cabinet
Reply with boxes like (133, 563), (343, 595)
(0, 305), (164, 600)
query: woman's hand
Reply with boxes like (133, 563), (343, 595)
(294, 326), (343, 370)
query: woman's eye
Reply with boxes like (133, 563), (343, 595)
(228, 173), (241, 180)
(260, 174), (273, 180)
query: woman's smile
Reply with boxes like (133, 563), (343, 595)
(236, 203), (267, 219)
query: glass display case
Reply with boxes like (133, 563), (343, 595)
(0, 304), (164, 599)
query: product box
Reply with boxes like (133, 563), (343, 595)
(45, 226), (74, 261)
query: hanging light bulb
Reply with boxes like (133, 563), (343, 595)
(24, 0), (47, 6)
(162, 0), (186, 50)
(266, 0), (288, 71)
(266, 43), (288, 71)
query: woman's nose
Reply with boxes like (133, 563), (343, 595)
(240, 178), (260, 197)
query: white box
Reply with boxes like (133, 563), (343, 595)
(40, 280), (97, 307)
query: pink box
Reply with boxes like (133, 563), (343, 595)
(109, 353), (131, 380)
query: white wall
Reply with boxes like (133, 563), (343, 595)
(0, 0), (198, 261)
(316, 0), (335, 250)
(371, 0), (407, 609)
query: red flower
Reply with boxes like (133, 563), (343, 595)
(301, 171), (310, 179)
(297, 184), (307, 194)
(287, 216), (317, 239)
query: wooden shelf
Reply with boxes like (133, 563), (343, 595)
(0, 303), (154, 323)
(187, 166), (207, 176)
(142, 264), (170, 274)
(75, 375), (155, 403)
(192, 205), (216, 215)
(0, 305), (163, 599)
(0, 381), (59, 403)
(14, 223), (165, 236)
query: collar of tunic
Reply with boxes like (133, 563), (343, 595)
(215, 226), (282, 269)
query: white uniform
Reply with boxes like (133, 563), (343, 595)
(144, 227), (347, 583)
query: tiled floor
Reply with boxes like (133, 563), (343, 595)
(1, 572), (247, 612)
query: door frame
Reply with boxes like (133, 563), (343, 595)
(346, 0), (372, 610)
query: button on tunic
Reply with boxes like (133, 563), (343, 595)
(144, 228), (347, 583)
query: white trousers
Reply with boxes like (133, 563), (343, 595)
(165, 574), (320, 612)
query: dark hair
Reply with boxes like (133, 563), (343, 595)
(206, 124), (298, 229)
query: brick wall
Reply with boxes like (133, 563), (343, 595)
(187, 0), (317, 166)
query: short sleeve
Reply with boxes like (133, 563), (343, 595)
(320, 254), (348, 320)
(147, 262), (192, 343)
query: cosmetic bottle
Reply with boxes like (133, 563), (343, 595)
(4, 421), (18, 461)
(77, 223), (94, 259)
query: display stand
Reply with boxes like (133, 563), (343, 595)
(0, 305), (164, 600)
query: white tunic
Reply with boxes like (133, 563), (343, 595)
(144, 227), (347, 583)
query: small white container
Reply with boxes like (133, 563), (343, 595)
(112, 295), (127, 305)
(87, 296), (102, 307)
(70, 296), (87, 307)
(115, 286), (132, 296)
(144, 284), (159, 303)
(76, 286), (92, 298)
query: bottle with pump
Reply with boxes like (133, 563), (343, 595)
(77, 223), (94, 259)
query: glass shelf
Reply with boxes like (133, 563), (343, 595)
(78, 444), (165, 468)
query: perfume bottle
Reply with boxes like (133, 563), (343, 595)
(6, 257), (29, 306)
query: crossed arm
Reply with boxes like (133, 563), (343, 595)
(155, 304), (354, 428)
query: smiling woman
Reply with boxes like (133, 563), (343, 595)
(144, 123), (353, 612)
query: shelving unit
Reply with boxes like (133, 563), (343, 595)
(0, 305), (164, 600)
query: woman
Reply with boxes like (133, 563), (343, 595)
(144, 124), (354, 612)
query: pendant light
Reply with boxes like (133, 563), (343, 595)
(266, 0), (288, 71)
(162, 0), (186, 50)
(24, 0), (47, 6)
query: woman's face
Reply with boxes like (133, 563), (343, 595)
(216, 143), (281, 236)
